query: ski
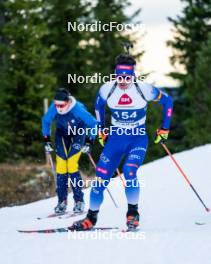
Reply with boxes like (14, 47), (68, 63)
(195, 222), (206, 225)
(37, 211), (86, 220)
(195, 218), (211, 225)
(18, 226), (119, 234)
(36, 211), (69, 220)
(195, 221), (211, 225)
(58, 211), (87, 219)
(121, 228), (140, 233)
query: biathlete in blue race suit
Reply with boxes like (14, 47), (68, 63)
(72, 53), (173, 230)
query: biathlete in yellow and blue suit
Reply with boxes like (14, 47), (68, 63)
(42, 88), (97, 214)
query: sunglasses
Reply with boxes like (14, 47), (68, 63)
(55, 102), (68, 108)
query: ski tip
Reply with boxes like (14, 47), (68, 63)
(17, 230), (33, 233)
(195, 222), (206, 225)
(206, 208), (210, 212)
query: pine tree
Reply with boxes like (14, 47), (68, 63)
(184, 33), (211, 147)
(78, 0), (143, 108)
(91, 0), (142, 74)
(0, 0), (145, 163)
(167, 0), (211, 82)
(166, 0), (211, 152)
(0, 0), (56, 161)
(44, 0), (93, 95)
(45, 0), (143, 105)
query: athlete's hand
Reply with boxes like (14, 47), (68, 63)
(44, 136), (54, 153)
(154, 128), (169, 144)
(98, 128), (109, 147)
(81, 138), (94, 154)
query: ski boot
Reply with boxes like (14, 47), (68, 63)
(126, 204), (139, 230)
(73, 201), (85, 213)
(71, 209), (99, 231)
(54, 200), (67, 214)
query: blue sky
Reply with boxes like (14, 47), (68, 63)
(126, 0), (183, 87)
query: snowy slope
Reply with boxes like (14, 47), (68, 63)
(1, 144), (211, 264)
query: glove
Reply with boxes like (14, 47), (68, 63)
(81, 138), (94, 154)
(44, 136), (54, 153)
(98, 128), (109, 147)
(154, 128), (169, 144)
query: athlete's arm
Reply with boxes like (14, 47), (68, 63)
(95, 92), (106, 128)
(142, 83), (173, 129)
(42, 102), (57, 137)
(153, 89), (173, 129)
(71, 102), (97, 141)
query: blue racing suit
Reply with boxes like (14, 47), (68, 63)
(42, 97), (97, 203)
(89, 80), (173, 210)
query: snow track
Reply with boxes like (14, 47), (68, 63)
(1, 145), (211, 264)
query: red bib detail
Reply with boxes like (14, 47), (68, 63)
(118, 94), (133, 105)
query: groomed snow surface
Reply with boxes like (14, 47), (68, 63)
(1, 144), (211, 264)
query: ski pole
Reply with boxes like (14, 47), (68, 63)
(116, 168), (125, 188)
(47, 152), (57, 191)
(88, 153), (122, 187)
(161, 142), (210, 212)
(88, 154), (118, 208)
